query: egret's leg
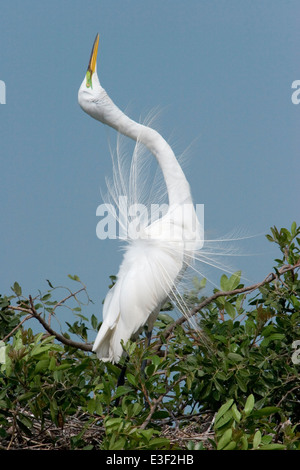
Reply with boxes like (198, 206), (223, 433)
(115, 356), (129, 406)
(117, 362), (127, 387)
(141, 329), (153, 373)
(115, 329), (153, 406)
(146, 328), (153, 347)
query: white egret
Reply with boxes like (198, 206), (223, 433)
(78, 34), (203, 364)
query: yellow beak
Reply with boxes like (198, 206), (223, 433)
(88, 33), (99, 74)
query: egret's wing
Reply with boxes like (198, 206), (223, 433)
(92, 280), (122, 361)
(93, 238), (184, 363)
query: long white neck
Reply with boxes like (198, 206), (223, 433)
(79, 74), (192, 207)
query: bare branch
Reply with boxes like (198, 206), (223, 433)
(6, 289), (93, 352)
(140, 375), (187, 430)
(2, 314), (34, 342)
(155, 261), (300, 348)
(49, 287), (86, 326)
(28, 296), (92, 352)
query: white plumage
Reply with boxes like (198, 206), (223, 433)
(78, 34), (203, 363)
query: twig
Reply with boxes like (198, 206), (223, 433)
(140, 375), (187, 430)
(276, 384), (300, 408)
(28, 296), (92, 352)
(49, 287), (86, 325)
(6, 295), (93, 352)
(2, 314), (33, 342)
(155, 261), (300, 349)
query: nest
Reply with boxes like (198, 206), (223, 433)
(162, 419), (215, 450)
(1, 410), (215, 450)
(1, 411), (103, 450)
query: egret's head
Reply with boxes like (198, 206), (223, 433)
(78, 33), (103, 114)
(78, 33), (118, 126)
(85, 33), (99, 89)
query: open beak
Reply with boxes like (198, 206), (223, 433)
(87, 33), (99, 74)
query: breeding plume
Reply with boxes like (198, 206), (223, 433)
(78, 34), (203, 363)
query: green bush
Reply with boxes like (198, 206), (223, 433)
(0, 223), (299, 450)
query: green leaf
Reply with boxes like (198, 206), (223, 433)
(140, 428), (154, 441)
(253, 430), (261, 449)
(35, 359), (50, 373)
(236, 374), (248, 393)
(46, 279), (54, 288)
(109, 437), (126, 450)
(33, 303), (43, 310)
(68, 274), (81, 282)
(220, 274), (230, 292)
(145, 363), (155, 376)
(215, 398), (234, 428)
(265, 234), (274, 242)
(126, 373), (137, 387)
(215, 409), (233, 429)
(114, 385), (132, 399)
(91, 314), (99, 330)
(12, 282), (22, 297)
(49, 356), (56, 371)
(228, 271), (241, 290)
(87, 397), (103, 416)
(147, 437), (170, 449)
(105, 417), (123, 431)
(252, 406), (280, 418)
(231, 403), (241, 422)
(244, 394), (255, 416)
(240, 435), (248, 450)
(261, 435), (273, 445)
(124, 341), (136, 356)
(156, 313), (174, 324)
(41, 293), (51, 301)
(223, 440), (237, 450)
(217, 428), (233, 450)
(227, 352), (244, 362)
(259, 444), (286, 450)
(261, 333), (285, 347)
(291, 295), (300, 308)
(31, 345), (52, 356)
(18, 391), (35, 402)
(56, 363), (72, 371)
(132, 403), (142, 417)
(17, 414), (33, 433)
(224, 301), (236, 319)
(151, 355), (161, 367)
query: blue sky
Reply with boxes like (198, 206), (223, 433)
(1, 1), (299, 337)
